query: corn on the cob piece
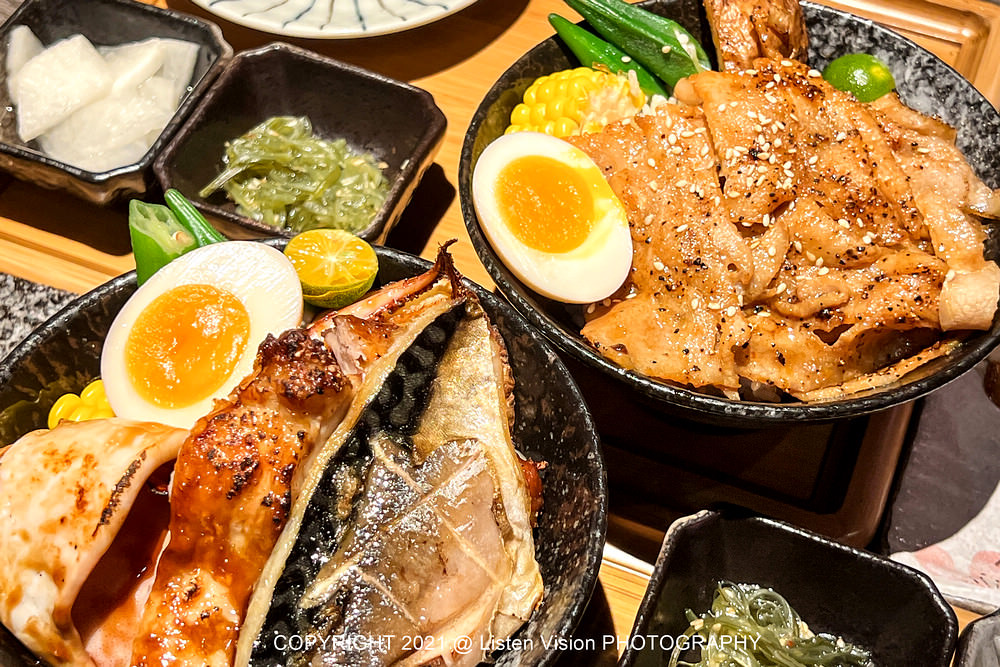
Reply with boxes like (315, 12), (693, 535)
(506, 67), (645, 138)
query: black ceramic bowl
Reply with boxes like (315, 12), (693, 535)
(0, 0), (231, 205)
(620, 509), (958, 667)
(458, 0), (1000, 427)
(955, 608), (1000, 667)
(0, 242), (606, 667)
(154, 43), (448, 245)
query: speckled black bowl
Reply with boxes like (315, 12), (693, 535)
(459, 0), (1000, 427)
(620, 509), (958, 667)
(0, 242), (606, 666)
(955, 607), (1000, 667)
(154, 43), (447, 245)
(0, 0), (232, 205)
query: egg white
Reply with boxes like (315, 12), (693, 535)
(472, 132), (633, 304)
(100, 242), (303, 429)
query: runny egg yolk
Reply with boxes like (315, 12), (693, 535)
(495, 155), (594, 253)
(124, 284), (250, 409)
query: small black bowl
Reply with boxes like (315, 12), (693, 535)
(0, 0), (232, 205)
(458, 0), (1000, 427)
(154, 43), (447, 245)
(955, 608), (1000, 667)
(0, 242), (606, 667)
(619, 509), (958, 667)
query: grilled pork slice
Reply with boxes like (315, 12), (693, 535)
(0, 419), (186, 667)
(574, 58), (999, 397)
(703, 0), (808, 70)
(237, 299), (542, 667)
(570, 104), (752, 395)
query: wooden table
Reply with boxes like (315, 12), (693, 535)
(0, 0), (993, 656)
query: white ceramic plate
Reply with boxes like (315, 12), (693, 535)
(190, 0), (478, 39)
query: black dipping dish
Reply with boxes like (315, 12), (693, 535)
(154, 43), (447, 245)
(0, 242), (607, 667)
(0, 0), (231, 204)
(955, 608), (1000, 667)
(619, 509), (958, 667)
(458, 0), (1000, 427)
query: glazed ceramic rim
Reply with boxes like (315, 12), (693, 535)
(620, 508), (959, 666)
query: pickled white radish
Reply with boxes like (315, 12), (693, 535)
(157, 38), (199, 103)
(10, 34), (112, 141)
(39, 77), (176, 172)
(100, 38), (166, 96)
(6, 30), (200, 172)
(5, 25), (42, 80)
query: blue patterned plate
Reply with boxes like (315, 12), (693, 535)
(190, 0), (478, 38)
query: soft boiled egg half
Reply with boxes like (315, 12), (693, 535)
(101, 242), (303, 429)
(472, 131), (632, 303)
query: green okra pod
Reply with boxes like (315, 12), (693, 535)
(564, 0), (711, 91)
(549, 13), (669, 98)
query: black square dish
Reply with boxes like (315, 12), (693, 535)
(621, 509), (958, 666)
(154, 43), (448, 244)
(0, 0), (231, 204)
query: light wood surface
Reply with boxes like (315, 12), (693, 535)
(0, 0), (992, 655)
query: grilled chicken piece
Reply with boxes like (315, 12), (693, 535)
(703, 0), (808, 70)
(0, 419), (186, 667)
(131, 250), (467, 667)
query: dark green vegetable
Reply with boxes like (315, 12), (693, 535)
(128, 200), (197, 285)
(164, 188), (227, 246)
(563, 0), (711, 91)
(548, 13), (668, 98)
(669, 582), (873, 667)
(199, 116), (388, 234)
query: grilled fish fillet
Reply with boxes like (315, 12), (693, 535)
(131, 250), (467, 667)
(238, 298), (542, 667)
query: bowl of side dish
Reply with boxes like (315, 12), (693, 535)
(0, 241), (607, 667)
(0, 0), (231, 205)
(153, 43), (448, 244)
(620, 509), (958, 667)
(458, 0), (1000, 427)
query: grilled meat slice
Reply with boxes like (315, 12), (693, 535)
(570, 104), (752, 393)
(238, 299), (542, 667)
(703, 0), (808, 70)
(131, 250), (467, 667)
(0, 419), (186, 667)
(573, 57), (999, 398)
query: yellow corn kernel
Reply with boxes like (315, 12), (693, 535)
(505, 67), (645, 138)
(47, 378), (114, 428)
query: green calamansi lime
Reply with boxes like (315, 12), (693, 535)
(822, 53), (896, 103)
(283, 229), (379, 309)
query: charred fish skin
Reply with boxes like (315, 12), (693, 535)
(249, 306), (464, 666)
